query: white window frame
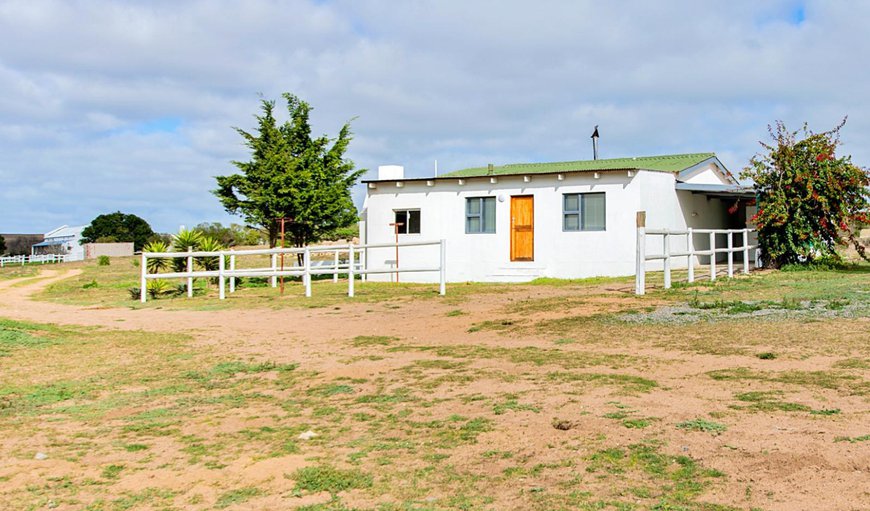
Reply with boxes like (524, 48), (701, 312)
(393, 209), (421, 235)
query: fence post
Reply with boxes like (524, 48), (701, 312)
(271, 253), (277, 288)
(229, 249), (236, 293)
(348, 244), (355, 297)
(140, 253), (147, 303)
(727, 231), (734, 278)
(663, 229), (671, 289)
(687, 227), (694, 283)
(709, 231), (716, 281)
(187, 247), (194, 298)
(439, 239), (447, 296)
(360, 249), (367, 282)
(742, 228), (750, 275)
(219, 251), (226, 300)
(635, 211), (646, 295)
(333, 249), (340, 283)
(304, 247), (312, 298)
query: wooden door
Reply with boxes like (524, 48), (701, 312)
(510, 196), (534, 261)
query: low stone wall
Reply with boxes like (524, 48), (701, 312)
(84, 243), (134, 259)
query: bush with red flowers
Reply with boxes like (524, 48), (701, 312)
(741, 119), (869, 268)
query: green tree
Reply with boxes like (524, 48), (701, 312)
(0, 234), (6, 255)
(213, 93), (364, 249)
(741, 119), (869, 267)
(81, 212), (156, 251)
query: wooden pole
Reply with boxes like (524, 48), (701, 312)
(635, 211), (646, 295)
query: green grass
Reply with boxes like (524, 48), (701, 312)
(676, 419), (727, 434)
(352, 335), (398, 347)
(215, 487), (264, 508)
(291, 466), (373, 494)
(708, 367), (869, 394)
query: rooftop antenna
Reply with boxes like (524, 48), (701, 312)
(434, 159), (438, 177)
(591, 125), (600, 160)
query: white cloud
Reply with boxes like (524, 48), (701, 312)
(0, 0), (868, 232)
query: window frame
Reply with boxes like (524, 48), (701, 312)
(562, 192), (606, 232)
(465, 196), (496, 234)
(393, 209), (421, 235)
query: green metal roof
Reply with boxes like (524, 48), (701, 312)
(440, 152), (717, 178)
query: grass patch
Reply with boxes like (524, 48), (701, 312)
(546, 371), (658, 393)
(834, 434), (870, 443)
(707, 367), (868, 394)
(291, 466), (373, 494)
(215, 487), (264, 508)
(676, 418), (727, 434)
(352, 335), (398, 347)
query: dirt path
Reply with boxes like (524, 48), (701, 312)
(1, 268), (868, 511)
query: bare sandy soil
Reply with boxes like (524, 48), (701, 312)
(0, 268), (867, 511)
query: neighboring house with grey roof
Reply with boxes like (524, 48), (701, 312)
(359, 153), (756, 282)
(31, 225), (86, 260)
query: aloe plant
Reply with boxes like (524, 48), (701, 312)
(196, 236), (225, 273)
(171, 229), (204, 272)
(142, 240), (170, 273)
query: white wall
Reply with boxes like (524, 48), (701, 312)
(362, 170), (734, 283)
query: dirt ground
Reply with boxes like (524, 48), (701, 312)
(0, 268), (868, 511)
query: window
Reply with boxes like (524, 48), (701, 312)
(563, 193), (606, 231)
(393, 210), (421, 234)
(466, 197), (496, 233)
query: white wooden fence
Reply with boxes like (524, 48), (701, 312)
(635, 222), (758, 295)
(139, 239), (447, 303)
(0, 253), (75, 267)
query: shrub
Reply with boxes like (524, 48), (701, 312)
(97, 255), (110, 266)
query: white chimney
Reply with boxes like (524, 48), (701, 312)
(378, 165), (404, 181)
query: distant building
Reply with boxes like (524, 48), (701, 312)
(31, 225), (86, 260)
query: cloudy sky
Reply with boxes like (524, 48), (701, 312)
(1, 0), (867, 233)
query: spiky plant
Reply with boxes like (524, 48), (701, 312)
(196, 236), (226, 286)
(146, 279), (173, 299)
(171, 229), (204, 272)
(142, 240), (170, 273)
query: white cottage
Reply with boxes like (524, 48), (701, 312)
(359, 153), (755, 282)
(31, 225), (86, 261)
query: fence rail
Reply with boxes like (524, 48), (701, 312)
(0, 253), (77, 267)
(635, 222), (759, 295)
(140, 240), (447, 302)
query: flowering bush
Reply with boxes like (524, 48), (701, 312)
(741, 119), (869, 268)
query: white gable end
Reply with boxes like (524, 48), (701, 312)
(677, 162), (735, 185)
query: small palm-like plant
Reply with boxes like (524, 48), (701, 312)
(172, 229), (204, 272)
(142, 240), (170, 273)
(146, 279), (174, 299)
(196, 236), (225, 273)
